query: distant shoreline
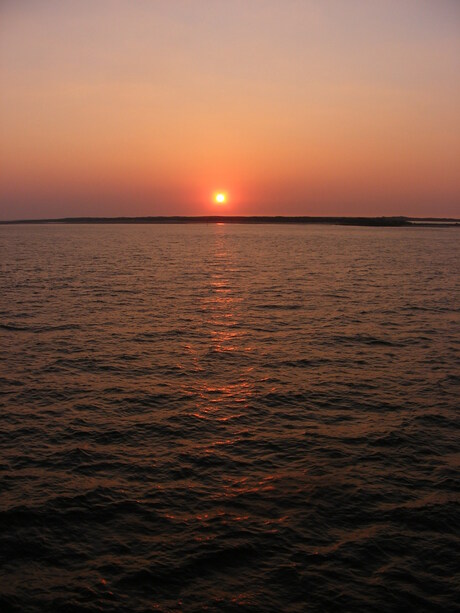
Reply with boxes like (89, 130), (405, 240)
(1, 216), (459, 227)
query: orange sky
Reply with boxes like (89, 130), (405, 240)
(1, 1), (459, 219)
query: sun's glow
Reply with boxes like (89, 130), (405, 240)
(215, 193), (226, 204)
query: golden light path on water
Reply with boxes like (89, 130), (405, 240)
(176, 226), (284, 555)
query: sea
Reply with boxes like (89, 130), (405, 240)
(0, 223), (459, 612)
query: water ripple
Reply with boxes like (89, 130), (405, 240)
(0, 224), (459, 612)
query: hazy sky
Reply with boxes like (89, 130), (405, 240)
(1, 0), (459, 219)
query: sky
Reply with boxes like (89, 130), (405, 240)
(1, 0), (459, 219)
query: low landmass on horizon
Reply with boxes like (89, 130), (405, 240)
(1, 216), (459, 227)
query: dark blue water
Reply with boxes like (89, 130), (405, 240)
(1, 224), (459, 612)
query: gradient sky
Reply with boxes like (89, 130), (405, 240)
(1, 0), (459, 219)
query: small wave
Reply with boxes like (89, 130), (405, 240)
(332, 333), (399, 347)
(254, 303), (303, 310)
(0, 322), (80, 333)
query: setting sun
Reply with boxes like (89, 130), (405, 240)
(215, 193), (226, 204)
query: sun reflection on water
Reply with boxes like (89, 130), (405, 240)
(187, 225), (254, 421)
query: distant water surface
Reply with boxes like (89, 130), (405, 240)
(0, 224), (459, 612)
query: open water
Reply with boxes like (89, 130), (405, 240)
(0, 223), (459, 612)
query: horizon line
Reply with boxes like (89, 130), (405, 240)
(1, 215), (460, 227)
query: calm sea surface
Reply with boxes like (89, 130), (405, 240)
(0, 224), (459, 612)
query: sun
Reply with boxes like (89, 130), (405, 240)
(214, 192), (226, 204)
